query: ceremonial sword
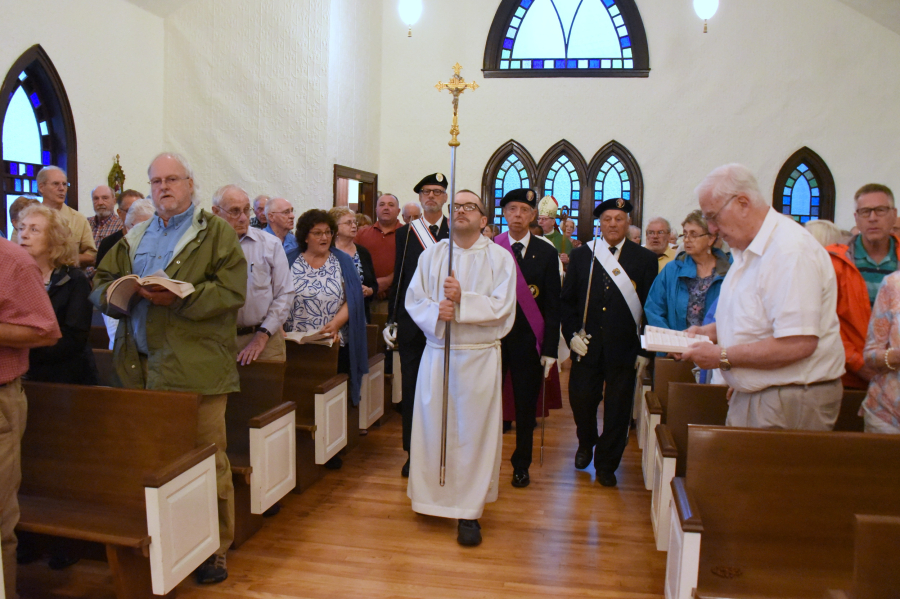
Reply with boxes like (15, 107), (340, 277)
(540, 374), (546, 466)
(435, 64), (478, 487)
(574, 230), (600, 362)
(384, 222), (413, 348)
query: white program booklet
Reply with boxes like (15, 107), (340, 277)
(641, 326), (711, 354)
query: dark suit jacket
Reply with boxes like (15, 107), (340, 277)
(501, 236), (561, 359)
(560, 238), (658, 366)
(355, 244), (378, 322)
(387, 218), (450, 345)
(96, 229), (124, 269)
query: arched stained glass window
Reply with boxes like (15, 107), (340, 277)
(483, 0), (650, 78)
(773, 147), (835, 224)
(481, 140), (538, 234)
(537, 141), (587, 233)
(587, 140), (643, 235)
(1, 45), (77, 236)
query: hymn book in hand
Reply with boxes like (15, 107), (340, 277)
(284, 330), (335, 347)
(106, 273), (195, 315)
(641, 325), (711, 354)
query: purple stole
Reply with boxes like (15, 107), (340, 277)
(495, 232), (544, 354)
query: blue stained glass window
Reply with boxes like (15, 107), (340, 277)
(782, 162), (821, 223)
(594, 155), (630, 209)
(2, 87), (42, 164)
(493, 153), (532, 233)
(544, 155), (581, 229)
(499, 0), (635, 71)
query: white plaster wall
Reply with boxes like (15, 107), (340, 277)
(2, 0), (165, 217)
(378, 0), (900, 231)
(164, 0), (382, 211)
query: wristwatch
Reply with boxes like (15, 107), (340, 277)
(719, 347), (732, 371)
(258, 327), (273, 337)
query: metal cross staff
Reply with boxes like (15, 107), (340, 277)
(435, 63), (478, 487)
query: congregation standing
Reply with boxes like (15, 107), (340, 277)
(2, 150), (899, 599)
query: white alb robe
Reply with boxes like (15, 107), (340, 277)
(405, 235), (517, 519)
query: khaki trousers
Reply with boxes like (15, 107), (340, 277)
(726, 380), (843, 431)
(236, 330), (286, 362)
(0, 379), (27, 599)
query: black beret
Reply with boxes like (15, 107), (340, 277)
(413, 173), (449, 194)
(593, 197), (633, 218)
(499, 188), (537, 209)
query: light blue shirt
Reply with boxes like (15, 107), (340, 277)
(265, 225), (299, 264)
(131, 205), (196, 354)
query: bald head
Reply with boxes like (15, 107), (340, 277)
(265, 197), (295, 239)
(402, 202), (421, 223)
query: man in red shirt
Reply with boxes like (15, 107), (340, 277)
(355, 194), (401, 310)
(0, 238), (62, 599)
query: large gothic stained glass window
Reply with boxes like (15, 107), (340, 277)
(492, 153), (532, 233)
(544, 156), (581, 229)
(587, 140), (644, 233)
(772, 147), (835, 224)
(483, 0), (649, 78)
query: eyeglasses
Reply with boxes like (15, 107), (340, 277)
(270, 209), (294, 217)
(149, 176), (190, 188)
(703, 195), (738, 225)
(646, 230), (670, 237)
(223, 207), (251, 219)
(452, 203), (483, 213)
(856, 206), (893, 219)
(338, 219), (356, 227)
(420, 189), (446, 197)
(308, 230), (334, 239)
(682, 232), (710, 240)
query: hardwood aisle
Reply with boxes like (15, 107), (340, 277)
(19, 368), (667, 598)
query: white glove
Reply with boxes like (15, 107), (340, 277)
(383, 323), (397, 350)
(570, 334), (589, 357)
(540, 356), (557, 379)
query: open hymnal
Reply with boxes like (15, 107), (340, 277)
(284, 329), (335, 347)
(106, 273), (195, 315)
(641, 325), (711, 354)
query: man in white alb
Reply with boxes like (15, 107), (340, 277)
(405, 190), (516, 546)
(682, 164), (845, 430)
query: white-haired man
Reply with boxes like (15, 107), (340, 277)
(264, 197), (299, 265)
(682, 164), (845, 431)
(91, 153), (247, 585)
(36, 166), (97, 267)
(628, 225), (642, 245)
(251, 194), (269, 229)
(402, 202), (421, 224)
(212, 185), (292, 363)
(645, 216), (675, 272)
(88, 185), (123, 247)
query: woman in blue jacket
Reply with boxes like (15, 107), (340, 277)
(645, 210), (731, 332)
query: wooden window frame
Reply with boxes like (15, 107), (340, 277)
(481, 139), (538, 231)
(333, 165), (378, 221)
(482, 0), (650, 79)
(773, 147), (835, 223)
(1, 44), (78, 234)
(586, 139), (644, 239)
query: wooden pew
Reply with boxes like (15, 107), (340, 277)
(18, 382), (219, 598)
(847, 514), (900, 599)
(641, 359), (695, 490)
(359, 324), (386, 432)
(90, 324), (110, 350)
(225, 360), (295, 549)
(651, 383), (728, 551)
(284, 341), (348, 494)
(664, 426), (900, 599)
(635, 363), (653, 450)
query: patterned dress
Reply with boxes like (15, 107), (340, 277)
(862, 271), (900, 430)
(286, 252), (348, 346)
(685, 274), (716, 328)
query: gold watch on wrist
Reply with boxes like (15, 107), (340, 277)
(719, 347), (732, 371)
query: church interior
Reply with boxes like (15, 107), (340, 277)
(3, 0), (900, 598)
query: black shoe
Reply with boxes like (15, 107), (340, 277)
(502, 420), (512, 433)
(574, 446), (593, 469)
(195, 554), (228, 584)
(324, 455), (343, 470)
(262, 502), (281, 518)
(401, 457), (410, 478)
(48, 553), (80, 570)
(16, 544), (41, 565)
(597, 470), (618, 487)
(511, 467), (530, 488)
(457, 519), (482, 546)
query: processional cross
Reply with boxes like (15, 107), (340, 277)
(434, 63), (478, 487)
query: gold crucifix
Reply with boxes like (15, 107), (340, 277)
(435, 63), (479, 147)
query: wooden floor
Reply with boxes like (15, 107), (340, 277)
(19, 368), (667, 598)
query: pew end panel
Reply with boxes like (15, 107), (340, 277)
(360, 354), (385, 429)
(144, 445), (219, 596)
(664, 477), (702, 599)
(636, 364), (653, 449)
(652, 424), (678, 551)
(850, 514), (900, 599)
(315, 375), (349, 464)
(642, 391), (663, 491)
(249, 402), (297, 514)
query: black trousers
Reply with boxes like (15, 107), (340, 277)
(398, 325), (426, 453)
(568, 354), (636, 473)
(501, 337), (543, 470)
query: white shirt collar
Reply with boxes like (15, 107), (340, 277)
(423, 215), (444, 232)
(508, 230), (531, 255)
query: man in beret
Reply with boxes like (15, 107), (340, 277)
(385, 173), (450, 477)
(495, 189), (561, 488)
(560, 198), (657, 487)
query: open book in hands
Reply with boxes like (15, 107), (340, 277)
(106, 274), (195, 315)
(284, 329), (335, 347)
(641, 325), (711, 354)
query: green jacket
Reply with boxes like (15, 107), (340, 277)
(90, 207), (247, 395)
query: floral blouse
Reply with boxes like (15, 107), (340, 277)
(863, 270), (900, 429)
(285, 252), (347, 346)
(685, 274), (716, 328)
